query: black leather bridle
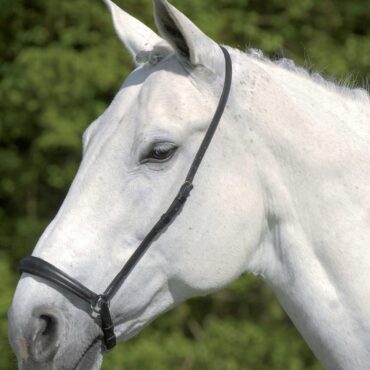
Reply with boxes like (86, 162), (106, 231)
(19, 46), (232, 351)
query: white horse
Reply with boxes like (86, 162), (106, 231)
(8, 0), (370, 369)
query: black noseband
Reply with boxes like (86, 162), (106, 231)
(19, 257), (117, 349)
(19, 46), (233, 351)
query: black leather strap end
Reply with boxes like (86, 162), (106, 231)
(176, 181), (193, 204)
(98, 298), (116, 351)
(158, 181), (194, 226)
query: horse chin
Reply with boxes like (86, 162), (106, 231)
(71, 338), (103, 370)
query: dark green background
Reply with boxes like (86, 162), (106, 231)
(0, 0), (369, 369)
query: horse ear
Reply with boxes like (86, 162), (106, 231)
(103, 0), (169, 65)
(153, 0), (224, 74)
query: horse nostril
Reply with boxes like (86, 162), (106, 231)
(30, 312), (61, 362)
(39, 315), (54, 337)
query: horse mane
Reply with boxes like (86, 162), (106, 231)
(244, 47), (370, 103)
(139, 43), (369, 105)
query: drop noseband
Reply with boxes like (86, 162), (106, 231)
(19, 46), (232, 351)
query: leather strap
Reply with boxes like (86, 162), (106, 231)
(19, 45), (233, 351)
(19, 256), (117, 349)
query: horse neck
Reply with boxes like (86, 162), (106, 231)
(232, 51), (370, 369)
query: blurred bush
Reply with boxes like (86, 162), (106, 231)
(0, 0), (368, 369)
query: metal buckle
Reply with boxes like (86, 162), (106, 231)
(91, 295), (108, 318)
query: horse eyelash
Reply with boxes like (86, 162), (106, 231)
(140, 142), (178, 164)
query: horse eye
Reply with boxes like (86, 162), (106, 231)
(141, 142), (177, 164)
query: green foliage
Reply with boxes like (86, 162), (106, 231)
(0, 0), (368, 369)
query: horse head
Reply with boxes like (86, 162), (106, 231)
(9, 1), (265, 369)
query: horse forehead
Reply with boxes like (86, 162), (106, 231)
(136, 69), (209, 125)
